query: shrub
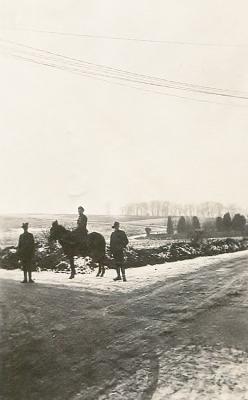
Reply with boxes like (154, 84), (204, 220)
(167, 216), (174, 235)
(216, 216), (224, 232)
(145, 227), (152, 237)
(223, 212), (232, 231)
(177, 216), (187, 234)
(232, 213), (246, 232)
(192, 216), (201, 230)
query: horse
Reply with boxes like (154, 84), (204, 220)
(49, 220), (106, 279)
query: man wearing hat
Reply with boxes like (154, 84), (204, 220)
(17, 223), (35, 283)
(110, 221), (129, 281)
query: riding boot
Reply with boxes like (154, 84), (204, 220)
(28, 271), (35, 283)
(72, 265), (76, 276)
(121, 266), (127, 282)
(113, 266), (121, 281)
(22, 271), (28, 283)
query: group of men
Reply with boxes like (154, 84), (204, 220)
(17, 206), (129, 283)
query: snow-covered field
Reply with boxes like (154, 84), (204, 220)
(0, 214), (165, 248)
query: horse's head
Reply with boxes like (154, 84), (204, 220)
(49, 220), (63, 241)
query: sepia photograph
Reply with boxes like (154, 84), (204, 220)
(1, 1), (248, 399)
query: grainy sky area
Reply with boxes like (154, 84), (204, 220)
(0, 0), (248, 214)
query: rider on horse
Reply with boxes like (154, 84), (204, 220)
(77, 206), (88, 237)
(50, 209), (106, 278)
(74, 206), (88, 251)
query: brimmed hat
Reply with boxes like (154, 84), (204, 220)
(22, 222), (29, 229)
(112, 221), (120, 229)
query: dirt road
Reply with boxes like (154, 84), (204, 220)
(1, 251), (248, 400)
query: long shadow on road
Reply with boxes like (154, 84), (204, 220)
(0, 278), (160, 400)
(1, 254), (248, 400)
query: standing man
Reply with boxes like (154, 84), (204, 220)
(110, 221), (129, 282)
(17, 223), (35, 283)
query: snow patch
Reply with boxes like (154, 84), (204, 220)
(1, 250), (248, 294)
(153, 346), (248, 400)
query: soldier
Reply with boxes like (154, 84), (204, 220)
(110, 221), (129, 282)
(74, 206), (88, 253)
(77, 206), (88, 238)
(17, 223), (35, 283)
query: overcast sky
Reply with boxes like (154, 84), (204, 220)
(0, 0), (248, 214)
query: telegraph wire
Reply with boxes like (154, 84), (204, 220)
(1, 37), (248, 99)
(6, 50), (248, 108)
(0, 26), (246, 48)
(0, 36), (246, 97)
(1, 37), (248, 106)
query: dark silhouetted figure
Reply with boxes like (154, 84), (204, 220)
(17, 223), (35, 283)
(50, 220), (106, 279)
(110, 221), (129, 282)
(74, 206), (88, 252)
(77, 206), (88, 236)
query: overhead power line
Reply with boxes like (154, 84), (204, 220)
(0, 27), (246, 48)
(0, 36), (247, 106)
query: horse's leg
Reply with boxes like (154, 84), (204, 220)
(69, 256), (76, 279)
(96, 263), (101, 277)
(100, 261), (105, 277)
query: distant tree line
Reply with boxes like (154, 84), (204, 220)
(165, 213), (247, 236)
(122, 201), (241, 218)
